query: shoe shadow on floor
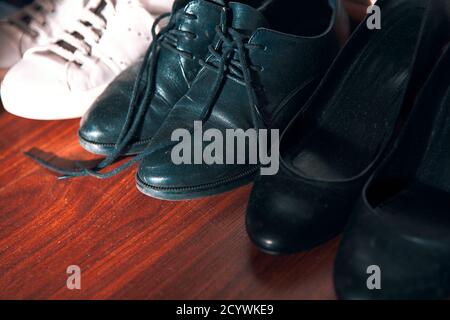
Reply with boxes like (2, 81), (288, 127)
(24, 147), (112, 175)
(247, 238), (340, 299)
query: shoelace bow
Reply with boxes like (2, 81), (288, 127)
(198, 6), (268, 130)
(26, 7), (200, 179)
(142, 6), (272, 158)
(8, 0), (56, 38)
(131, 6), (270, 162)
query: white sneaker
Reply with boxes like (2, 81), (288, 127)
(1, 0), (160, 120)
(143, 0), (174, 15)
(0, 0), (88, 72)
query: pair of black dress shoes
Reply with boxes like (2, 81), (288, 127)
(70, 0), (350, 197)
(31, 0), (348, 192)
(247, 0), (450, 300)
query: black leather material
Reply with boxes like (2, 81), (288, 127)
(78, 0), (223, 155)
(335, 43), (450, 300)
(246, 0), (450, 255)
(136, 0), (348, 200)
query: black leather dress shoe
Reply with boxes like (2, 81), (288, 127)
(78, 0), (224, 156)
(246, 0), (448, 255)
(334, 43), (450, 300)
(136, 0), (349, 200)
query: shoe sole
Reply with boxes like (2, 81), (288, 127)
(136, 166), (259, 201)
(78, 132), (150, 156)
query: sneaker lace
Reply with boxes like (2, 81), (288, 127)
(47, 0), (121, 72)
(8, 0), (57, 38)
(26, 5), (203, 179)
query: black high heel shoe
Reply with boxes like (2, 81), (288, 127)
(246, 0), (450, 255)
(334, 43), (450, 300)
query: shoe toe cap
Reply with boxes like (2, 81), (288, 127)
(79, 89), (129, 146)
(79, 61), (171, 152)
(137, 149), (187, 188)
(78, 59), (137, 149)
(246, 173), (356, 254)
(137, 141), (257, 192)
(1, 53), (75, 119)
(246, 175), (320, 254)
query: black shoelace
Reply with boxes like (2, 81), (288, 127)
(198, 6), (268, 129)
(27, 4), (267, 179)
(131, 5), (269, 159)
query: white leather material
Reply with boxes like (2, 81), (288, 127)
(142, 0), (174, 14)
(1, 0), (173, 120)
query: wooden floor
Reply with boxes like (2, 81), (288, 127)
(0, 0), (372, 301)
(0, 100), (340, 300)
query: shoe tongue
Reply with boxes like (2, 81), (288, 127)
(228, 2), (269, 35)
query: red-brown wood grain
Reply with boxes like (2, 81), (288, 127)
(0, 101), (340, 300)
